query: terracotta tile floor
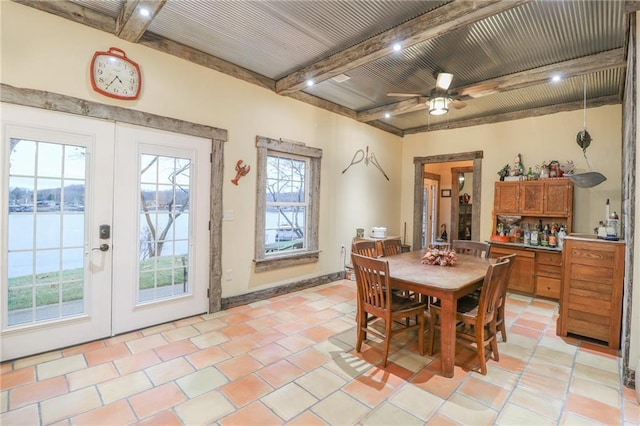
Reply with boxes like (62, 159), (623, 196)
(1, 280), (638, 425)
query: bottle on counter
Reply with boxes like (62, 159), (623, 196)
(548, 224), (557, 248)
(531, 223), (539, 246)
(558, 225), (567, 250)
(523, 222), (531, 245)
(541, 224), (550, 247)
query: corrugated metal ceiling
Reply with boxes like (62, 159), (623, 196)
(148, 0), (448, 79)
(64, 0), (628, 135)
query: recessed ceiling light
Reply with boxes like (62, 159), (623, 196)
(384, 112), (391, 119)
(392, 43), (402, 52)
(551, 74), (562, 83)
(306, 79), (315, 87)
(139, 8), (150, 17)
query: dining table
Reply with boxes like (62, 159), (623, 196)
(385, 248), (492, 378)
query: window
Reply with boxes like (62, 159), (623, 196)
(255, 136), (321, 271)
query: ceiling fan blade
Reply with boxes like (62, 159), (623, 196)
(435, 72), (454, 90)
(387, 92), (420, 97)
(457, 81), (499, 98)
(450, 99), (467, 109)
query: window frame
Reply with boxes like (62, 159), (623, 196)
(254, 136), (321, 272)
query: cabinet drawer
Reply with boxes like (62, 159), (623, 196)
(537, 263), (561, 278)
(536, 276), (560, 299)
(537, 251), (561, 266)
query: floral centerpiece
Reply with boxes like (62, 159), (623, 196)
(421, 248), (457, 266)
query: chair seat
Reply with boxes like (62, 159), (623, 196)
(429, 294), (478, 315)
(391, 293), (427, 312)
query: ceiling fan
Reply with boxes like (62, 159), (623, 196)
(388, 72), (467, 115)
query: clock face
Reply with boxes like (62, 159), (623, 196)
(90, 49), (141, 100)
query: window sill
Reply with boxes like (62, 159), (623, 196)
(254, 250), (320, 272)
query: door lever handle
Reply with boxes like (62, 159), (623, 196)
(92, 244), (109, 252)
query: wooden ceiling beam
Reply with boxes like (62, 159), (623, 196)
(275, 0), (531, 95)
(625, 1), (640, 14)
(404, 95), (620, 134)
(117, 0), (166, 43)
(12, 0), (115, 32)
(356, 97), (428, 122)
(358, 49), (626, 122)
(456, 48), (626, 98)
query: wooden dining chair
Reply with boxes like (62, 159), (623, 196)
(352, 240), (379, 258)
(351, 253), (425, 367)
(494, 253), (516, 342)
(426, 257), (511, 375)
(452, 240), (491, 259)
(457, 253), (516, 342)
(381, 238), (402, 257)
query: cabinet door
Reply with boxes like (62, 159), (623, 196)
(494, 182), (520, 214)
(519, 181), (544, 215)
(490, 247), (535, 294)
(544, 180), (572, 215)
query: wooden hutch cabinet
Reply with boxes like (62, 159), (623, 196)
(558, 235), (625, 349)
(494, 179), (573, 220)
(491, 179), (573, 300)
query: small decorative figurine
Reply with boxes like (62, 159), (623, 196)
(511, 153), (524, 176)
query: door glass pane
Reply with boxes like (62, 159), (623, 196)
(6, 139), (86, 326)
(138, 154), (190, 303)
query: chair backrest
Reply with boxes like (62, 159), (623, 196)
(476, 258), (512, 326)
(452, 240), (491, 259)
(352, 240), (378, 258)
(494, 253), (516, 306)
(351, 253), (392, 319)
(381, 238), (402, 257)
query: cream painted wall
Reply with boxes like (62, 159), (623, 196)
(1, 2), (402, 297)
(401, 105), (623, 243)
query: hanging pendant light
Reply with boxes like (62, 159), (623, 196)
(567, 79), (607, 188)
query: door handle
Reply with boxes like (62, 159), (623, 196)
(92, 244), (109, 252)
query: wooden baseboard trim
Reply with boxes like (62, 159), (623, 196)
(220, 271), (345, 310)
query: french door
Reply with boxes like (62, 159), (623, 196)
(111, 124), (210, 334)
(1, 104), (211, 361)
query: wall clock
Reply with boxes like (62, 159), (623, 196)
(90, 47), (141, 100)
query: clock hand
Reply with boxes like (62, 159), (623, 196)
(104, 76), (118, 90)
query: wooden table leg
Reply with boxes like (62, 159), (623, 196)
(439, 295), (456, 378)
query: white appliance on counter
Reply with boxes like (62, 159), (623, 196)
(371, 226), (387, 239)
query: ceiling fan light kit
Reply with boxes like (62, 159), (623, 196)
(389, 71), (465, 116)
(428, 96), (449, 115)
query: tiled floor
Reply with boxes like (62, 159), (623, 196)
(1, 280), (638, 425)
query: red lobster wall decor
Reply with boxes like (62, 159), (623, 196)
(231, 160), (250, 185)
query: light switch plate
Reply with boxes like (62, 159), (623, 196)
(223, 210), (234, 221)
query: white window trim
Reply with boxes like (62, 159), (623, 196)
(254, 136), (321, 272)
